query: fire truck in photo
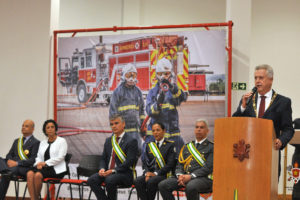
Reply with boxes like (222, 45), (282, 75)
(58, 35), (191, 104)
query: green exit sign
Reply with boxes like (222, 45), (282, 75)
(232, 82), (247, 90)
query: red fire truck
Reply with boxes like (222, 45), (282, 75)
(58, 35), (191, 104)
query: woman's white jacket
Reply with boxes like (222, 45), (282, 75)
(34, 136), (68, 174)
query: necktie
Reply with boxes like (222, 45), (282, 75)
(258, 96), (266, 118)
(109, 137), (120, 169)
(156, 141), (160, 148)
(22, 137), (25, 145)
(196, 143), (200, 148)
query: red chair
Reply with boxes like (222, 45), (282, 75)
(55, 155), (101, 200)
(175, 187), (212, 200)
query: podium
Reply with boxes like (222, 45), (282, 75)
(213, 117), (278, 200)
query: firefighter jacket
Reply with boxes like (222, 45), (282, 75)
(109, 82), (145, 133)
(143, 139), (176, 177)
(146, 83), (186, 138)
(176, 139), (213, 179)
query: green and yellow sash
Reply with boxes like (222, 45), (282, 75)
(17, 137), (28, 160)
(111, 135), (137, 178)
(148, 142), (166, 169)
(186, 142), (213, 180)
(111, 135), (126, 163)
(187, 142), (206, 167)
(148, 142), (171, 177)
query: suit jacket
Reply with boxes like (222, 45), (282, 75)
(232, 90), (294, 149)
(6, 135), (40, 167)
(143, 139), (176, 176)
(176, 139), (213, 178)
(100, 132), (138, 175)
(34, 136), (68, 174)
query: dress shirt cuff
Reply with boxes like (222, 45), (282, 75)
(112, 169), (116, 174)
(191, 173), (196, 179)
(240, 105), (246, 113)
(154, 172), (158, 175)
(176, 173), (183, 178)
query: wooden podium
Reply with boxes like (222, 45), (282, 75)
(213, 117), (278, 200)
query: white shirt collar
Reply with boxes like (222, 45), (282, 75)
(156, 138), (164, 147)
(258, 89), (272, 99)
(23, 135), (33, 144)
(195, 137), (207, 145)
(115, 132), (125, 142)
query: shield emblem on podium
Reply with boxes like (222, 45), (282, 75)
(292, 168), (300, 183)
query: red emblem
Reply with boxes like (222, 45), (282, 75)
(288, 162), (300, 184)
(233, 139), (250, 162)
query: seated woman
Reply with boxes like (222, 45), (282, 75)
(27, 119), (68, 200)
(135, 122), (176, 200)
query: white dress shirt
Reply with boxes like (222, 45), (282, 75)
(240, 89), (273, 116)
(155, 138), (164, 148)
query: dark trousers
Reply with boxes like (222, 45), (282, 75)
(87, 172), (133, 200)
(158, 177), (212, 200)
(135, 175), (165, 200)
(0, 158), (29, 200)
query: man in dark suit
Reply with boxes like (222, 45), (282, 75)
(232, 64), (294, 177)
(87, 114), (139, 200)
(135, 122), (176, 200)
(158, 119), (213, 200)
(0, 119), (40, 199)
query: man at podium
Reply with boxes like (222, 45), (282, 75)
(232, 64), (294, 177)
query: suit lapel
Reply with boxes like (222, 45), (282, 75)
(262, 90), (279, 117)
(23, 136), (34, 148)
(119, 133), (126, 148)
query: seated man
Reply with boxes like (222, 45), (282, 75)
(0, 119), (40, 199)
(87, 114), (139, 200)
(158, 119), (213, 200)
(135, 122), (176, 200)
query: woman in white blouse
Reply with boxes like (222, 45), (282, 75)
(26, 119), (68, 200)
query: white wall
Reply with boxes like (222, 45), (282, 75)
(251, 0), (300, 117)
(0, 0), (51, 196)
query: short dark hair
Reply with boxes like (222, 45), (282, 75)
(152, 121), (165, 130)
(42, 119), (58, 136)
(109, 114), (125, 122)
(293, 118), (300, 129)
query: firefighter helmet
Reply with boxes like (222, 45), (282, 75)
(156, 58), (172, 73)
(122, 63), (137, 86)
(156, 58), (173, 81)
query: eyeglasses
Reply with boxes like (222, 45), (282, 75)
(157, 72), (171, 76)
(125, 72), (137, 79)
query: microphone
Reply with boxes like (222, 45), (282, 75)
(246, 87), (257, 106)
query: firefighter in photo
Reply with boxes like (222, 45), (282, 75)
(135, 122), (176, 200)
(158, 119), (213, 200)
(145, 58), (187, 154)
(109, 63), (145, 151)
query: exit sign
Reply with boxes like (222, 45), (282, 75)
(232, 82), (247, 90)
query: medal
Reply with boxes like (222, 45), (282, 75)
(24, 150), (29, 155)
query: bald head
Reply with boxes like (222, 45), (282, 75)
(22, 119), (35, 137)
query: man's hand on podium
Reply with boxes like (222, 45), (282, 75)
(274, 139), (282, 150)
